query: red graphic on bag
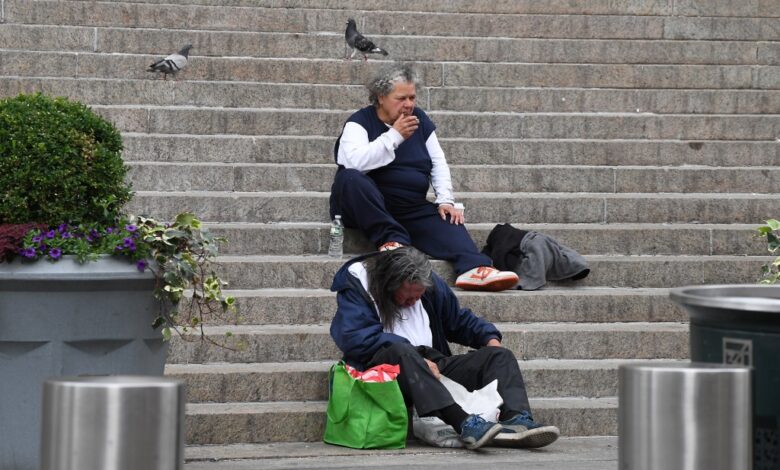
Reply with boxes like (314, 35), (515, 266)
(345, 364), (400, 383)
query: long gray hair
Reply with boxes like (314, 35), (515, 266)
(366, 63), (422, 107)
(366, 246), (434, 331)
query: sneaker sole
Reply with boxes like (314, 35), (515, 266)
(492, 426), (560, 449)
(463, 423), (504, 450)
(455, 275), (519, 292)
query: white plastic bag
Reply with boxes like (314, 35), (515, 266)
(440, 376), (502, 422)
(412, 376), (503, 448)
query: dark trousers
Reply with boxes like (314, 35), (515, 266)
(368, 342), (531, 420)
(329, 168), (491, 275)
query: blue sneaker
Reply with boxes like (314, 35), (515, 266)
(459, 414), (503, 450)
(493, 411), (560, 448)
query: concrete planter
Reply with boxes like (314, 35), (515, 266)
(0, 256), (167, 470)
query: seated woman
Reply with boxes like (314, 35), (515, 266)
(330, 247), (560, 449)
(329, 63), (518, 292)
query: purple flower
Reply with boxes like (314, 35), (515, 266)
(45, 230), (56, 239)
(32, 235), (43, 243)
(90, 229), (100, 238)
(86, 234), (94, 242)
(123, 237), (135, 247)
(125, 224), (137, 233)
(136, 260), (148, 272)
(106, 227), (114, 234)
(58, 223), (68, 233)
(49, 248), (62, 260)
(20, 248), (36, 258)
(62, 232), (72, 239)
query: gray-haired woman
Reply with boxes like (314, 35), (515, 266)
(329, 63), (518, 292)
(329, 247), (560, 449)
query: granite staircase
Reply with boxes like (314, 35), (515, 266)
(2, 0), (778, 462)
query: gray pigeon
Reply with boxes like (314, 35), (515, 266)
(148, 44), (192, 80)
(345, 19), (388, 61)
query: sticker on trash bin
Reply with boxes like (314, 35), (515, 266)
(723, 338), (752, 366)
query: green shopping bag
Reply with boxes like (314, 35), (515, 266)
(323, 362), (408, 449)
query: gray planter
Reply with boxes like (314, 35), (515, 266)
(0, 256), (167, 470)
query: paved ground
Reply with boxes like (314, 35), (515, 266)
(184, 437), (618, 470)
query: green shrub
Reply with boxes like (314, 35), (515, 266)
(0, 93), (131, 226)
(757, 219), (780, 284)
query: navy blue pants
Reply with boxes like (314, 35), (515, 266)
(329, 168), (491, 275)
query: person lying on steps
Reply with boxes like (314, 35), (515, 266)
(329, 63), (518, 292)
(330, 246), (560, 449)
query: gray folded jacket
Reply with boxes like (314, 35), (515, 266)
(515, 231), (589, 290)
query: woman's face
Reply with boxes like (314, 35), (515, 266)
(377, 81), (416, 124)
(392, 281), (426, 308)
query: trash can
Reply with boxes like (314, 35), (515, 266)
(619, 362), (752, 470)
(40, 375), (185, 470)
(671, 284), (780, 470)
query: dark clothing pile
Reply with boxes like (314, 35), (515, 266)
(481, 224), (590, 291)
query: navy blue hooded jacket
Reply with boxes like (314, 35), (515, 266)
(329, 253), (502, 370)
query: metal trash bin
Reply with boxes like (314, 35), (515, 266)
(671, 284), (780, 470)
(619, 362), (752, 470)
(40, 375), (185, 470)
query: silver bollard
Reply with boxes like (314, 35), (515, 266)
(619, 362), (752, 470)
(41, 376), (185, 470)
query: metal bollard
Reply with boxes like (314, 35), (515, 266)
(619, 362), (752, 470)
(40, 375), (185, 470)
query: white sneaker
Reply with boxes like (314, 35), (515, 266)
(455, 266), (519, 292)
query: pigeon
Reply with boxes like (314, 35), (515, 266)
(147, 44), (193, 80)
(345, 18), (388, 61)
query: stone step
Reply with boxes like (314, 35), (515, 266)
(203, 222), (766, 257)
(184, 397), (618, 444)
(166, 358), (681, 402)
(122, 134), (780, 167)
(167, 322), (688, 364)
(440, 62), (778, 90)
(0, 24), (772, 65)
(213, 286), (687, 325)
(183, 437), (619, 466)
(5, 51), (776, 90)
(430, 86), (780, 114)
(9, 1), (780, 41)
(52, 0), (777, 18)
(8, 77), (780, 113)
(210, 255), (769, 290)
(95, 106), (780, 140)
(127, 191), (780, 224)
(125, 162), (780, 194)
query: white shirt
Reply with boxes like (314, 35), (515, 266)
(348, 262), (433, 348)
(337, 121), (455, 206)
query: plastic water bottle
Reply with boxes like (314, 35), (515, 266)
(328, 215), (344, 258)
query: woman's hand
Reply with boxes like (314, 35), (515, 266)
(392, 113), (419, 140)
(438, 203), (464, 225)
(486, 338), (502, 348)
(424, 359), (441, 379)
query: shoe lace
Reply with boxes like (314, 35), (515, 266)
(473, 266), (496, 280)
